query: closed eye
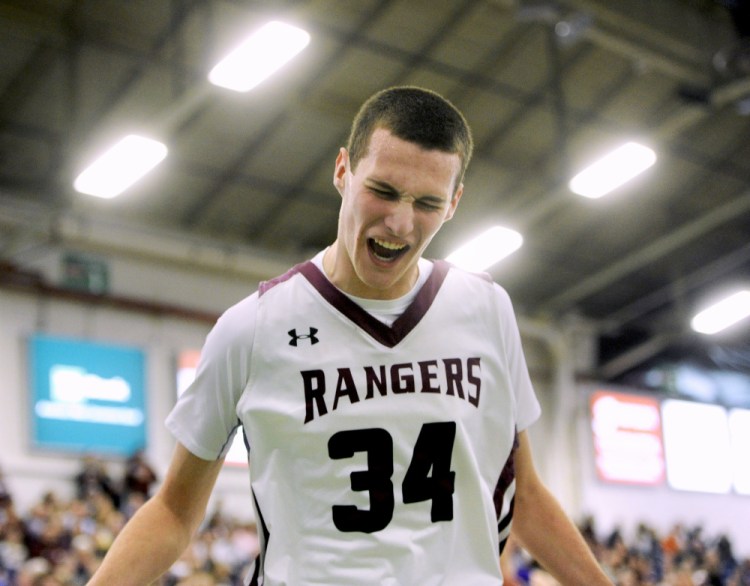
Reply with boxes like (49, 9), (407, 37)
(370, 187), (399, 200)
(414, 199), (444, 212)
(367, 182), (446, 212)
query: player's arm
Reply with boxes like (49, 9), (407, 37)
(87, 442), (224, 586)
(512, 431), (613, 585)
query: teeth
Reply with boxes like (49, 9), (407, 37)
(373, 238), (406, 251)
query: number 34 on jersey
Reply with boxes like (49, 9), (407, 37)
(328, 421), (457, 534)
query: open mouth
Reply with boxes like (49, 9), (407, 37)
(368, 238), (410, 262)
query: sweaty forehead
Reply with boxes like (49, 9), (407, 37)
(362, 129), (461, 193)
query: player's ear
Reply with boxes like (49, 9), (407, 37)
(443, 183), (463, 222)
(333, 147), (348, 196)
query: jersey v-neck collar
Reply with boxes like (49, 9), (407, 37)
(297, 260), (450, 348)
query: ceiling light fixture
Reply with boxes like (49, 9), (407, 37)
(569, 141), (656, 199)
(209, 21), (310, 92)
(73, 135), (168, 199)
(446, 226), (523, 272)
(691, 290), (750, 334)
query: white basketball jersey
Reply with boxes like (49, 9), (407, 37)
(168, 259), (540, 586)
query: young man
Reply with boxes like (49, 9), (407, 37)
(88, 87), (611, 585)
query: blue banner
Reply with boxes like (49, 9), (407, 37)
(29, 334), (146, 456)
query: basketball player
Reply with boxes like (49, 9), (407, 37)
(88, 87), (612, 585)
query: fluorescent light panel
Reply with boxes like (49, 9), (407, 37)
(569, 142), (656, 199)
(209, 21), (310, 92)
(74, 135), (168, 199)
(446, 226), (522, 272)
(691, 290), (750, 334)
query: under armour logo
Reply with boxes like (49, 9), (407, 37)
(289, 328), (319, 346)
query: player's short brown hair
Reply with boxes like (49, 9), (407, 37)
(347, 87), (474, 194)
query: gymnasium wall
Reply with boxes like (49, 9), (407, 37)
(0, 246), (257, 521)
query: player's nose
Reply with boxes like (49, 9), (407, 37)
(384, 199), (415, 237)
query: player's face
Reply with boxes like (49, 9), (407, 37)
(329, 128), (463, 300)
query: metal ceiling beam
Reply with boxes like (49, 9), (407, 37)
(564, 0), (724, 84)
(0, 191), (295, 280)
(531, 114), (750, 322)
(0, 2), (68, 44)
(0, 0), (208, 208)
(81, 0), (204, 131)
(496, 64), (636, 222)
(0, 41), (58, 124)
(540, 188), (750, 314)
(180, 109), (289, 227)
(597, 331), (685, 379)
(476, 41), (591, 155)
(601, 240), (750, 333)
(494, 0), (722, 84)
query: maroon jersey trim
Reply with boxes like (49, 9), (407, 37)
(258, 263), (305, 297)
(296, 260), (451, 348)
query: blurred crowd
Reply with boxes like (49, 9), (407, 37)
(0, 455), (748, 585)
(502, 516), (750, 586)
(0, 455), (258, 585)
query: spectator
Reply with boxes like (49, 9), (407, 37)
(0, 524), (27, 582)
(122, 452), (157, 501)
(2, 467), (750, 585)
(73, 457), (119, 510)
